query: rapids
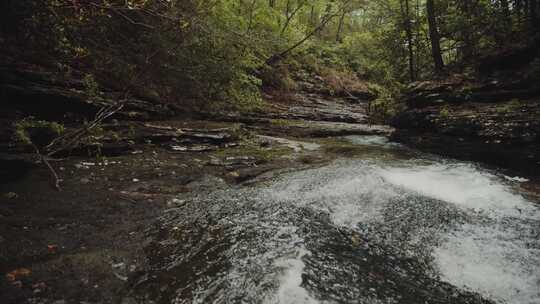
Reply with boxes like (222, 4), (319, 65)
(144, 136), (540, 304)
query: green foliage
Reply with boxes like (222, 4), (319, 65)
(212, 140), (292, 164)
(2, 0), (531, 113)
(83, 74), (100, 97)
(270, 119), (298, 126)
(439, 105), (451, 119)
(13, 117), (65, 146)
(527, 58), (540, 81)
(222, 72), (265, 112)
(457, 85), (473, 101)
(367, 82), (404, 123)
(260, 64), (297, 92)
(496, 99), (522, 114)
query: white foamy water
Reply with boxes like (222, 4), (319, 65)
(377, 162), (540, 304)
(264, 161), (397, 226)
(178, 136), (540, 304)
(270, 248), (319, 304)
(263, 151), (540, 304)
(345, 135), (391, 146)
(434, 224), (540, 304)
(378, 163), (538, 217)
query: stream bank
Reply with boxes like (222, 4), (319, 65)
(1, 64), (389, 303)
(2, 62), (540, 304)
(391, 73), (540, 177)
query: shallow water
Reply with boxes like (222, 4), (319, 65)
(148, 136), (540, 304)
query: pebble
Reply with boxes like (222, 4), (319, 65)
(167, 198), (185, 207)
(3, 192), (18, 199)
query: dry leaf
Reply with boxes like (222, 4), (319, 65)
(6, 268), (31, 281)
(47, 244), (59, 254)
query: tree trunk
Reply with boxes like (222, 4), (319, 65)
(500, 0), (510, 17)
(426, 0), (444, 73)
(401, 0), (415, 81)
(458, 0), (474, 62)
(281, 1), (306, 36)
(525, 0), (530, 23)
(516, 0), (523, 27)
(531, 0), (538, 28)
(310, 6), (315, 26)
(336, 11), (346, 42)
(267, 9), (340, 65)
(500, 0), (512, 30)
(246, 0), (257, 34)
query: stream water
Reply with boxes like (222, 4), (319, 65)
(146, 136), (540, 304)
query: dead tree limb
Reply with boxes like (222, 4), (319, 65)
(45, 102), (125, 157)
(33, 145), (62, 191)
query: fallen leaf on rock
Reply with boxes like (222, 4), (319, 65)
(47, 244), (59, 254)
(6, 268), (31, 281)
(228, 171), (240, 178)
(351, 234), (362, 246)
(32, 282), (47, 293)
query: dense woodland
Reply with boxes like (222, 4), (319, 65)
(2, 0), (539, 112)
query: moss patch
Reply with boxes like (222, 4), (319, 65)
(495, 99), (523, 114)
(269, 119), (302, 127)
(211, 140), (293, 164)
(13, 117), (65, 146)
(319, 138), (372, 157)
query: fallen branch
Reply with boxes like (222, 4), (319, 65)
(32, 101), (125, 191)
(33, 145), (62, 191)
(45, 102), (125, 157)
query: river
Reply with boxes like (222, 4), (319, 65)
(145, 135), (540, 304)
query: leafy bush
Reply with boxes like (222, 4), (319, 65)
(2, 1), (269, 110)
(366, 82), (405, 123)
(439, 105), (451, 119)
(82, 74), (100, 97)
(260, 64), (297, 93)
(13, 118), (65, 147)
(320, 67), (369, 96)
(527, 57), (540, 81)
(496, 98), (522, 114)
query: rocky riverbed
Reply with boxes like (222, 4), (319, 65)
(2, 65), (540, 304)
(1, 68), (393, 303)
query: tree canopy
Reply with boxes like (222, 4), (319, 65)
(1, 0), (538, 108)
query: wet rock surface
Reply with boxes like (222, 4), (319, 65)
(0, 67), (176, 121)
(392, 77), (540, 176)
(2, 64), (539, 304)
(132, 142), (540, 304)
(0, 66), (392, 303)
